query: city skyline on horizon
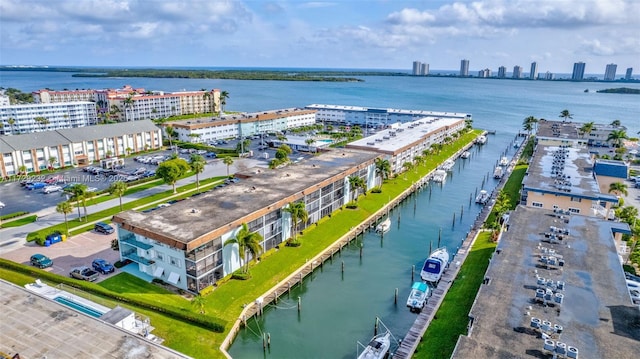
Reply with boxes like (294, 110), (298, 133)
(1, 0), (639, 73)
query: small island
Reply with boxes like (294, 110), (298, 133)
(596, 87), (640, 94)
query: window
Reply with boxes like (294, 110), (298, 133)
(568, 208), (580, 214)
(570, 197), (581, 203)
(156, 252), (165, 262)
(532, 202), (543, 208)
(552, 205), (559, 209)
(169, 256), (181, 268)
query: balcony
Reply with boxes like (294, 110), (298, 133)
(122, 250), (155, 266)
(121, 235), (153, 250)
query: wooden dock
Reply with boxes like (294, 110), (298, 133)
(393, 134), (528, 358)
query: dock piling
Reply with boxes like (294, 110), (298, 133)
(411, 264), (415, 282)
(395, 288), (398, 305)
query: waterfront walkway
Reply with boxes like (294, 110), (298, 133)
(393, 134), (528, 358)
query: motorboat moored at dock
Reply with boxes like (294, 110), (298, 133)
(376, 217), (391, 234)
(476, 135), (487, 145)
(475, 189), (491, 205)
(499, 156), (509, 166)
(420, 247), (450, 284)
(431, 170), (447, 183)
(407, 281), (430, 313)
(493, 166), (504, 179)
(357, 330), (391, 359)
(438, 159), (455, 171)
(460, 151), (471, 159)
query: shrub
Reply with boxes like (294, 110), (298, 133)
(371, 187), (382, 193)
(34, 237), (45, 246)
(345, 201), (358, 209)
(231, 272), (251, 280)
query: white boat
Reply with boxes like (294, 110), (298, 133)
(407, 281), (430, 313)
(431, 169), (447, 183)
(420, 247), (450, 284)
(514, 142), (520, 148)
(439, 159), (455, 171)
(376, 217), (391, 233)
(499, 156), (509, 166)
(357, 331), (391, 359)
(476, 135), (487, 145)
(475, 190), (490, 205)
(493, 166), (504, 179)
(460, 151), (471, 159)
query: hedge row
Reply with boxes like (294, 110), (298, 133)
(0, 258), (227, 332)
(1, 211), (29, 221)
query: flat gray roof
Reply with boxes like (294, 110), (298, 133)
(523, 144), (617, 201)
(306, 104), (470, 118)
(536, 120), (580, 140)
(346, 117), (462, 154)
(114, 149), (379, 250)
(452, 206), (639, 359)
(0, 280), (189, 359)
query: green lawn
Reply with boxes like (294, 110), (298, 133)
(0, 215), (37, 228)
(414, 232), (497, 359)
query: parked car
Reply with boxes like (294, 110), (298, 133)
(70, 266), (100, 281)
(205, 152), (217, 158)
(43, 185), (62, 194)
(94, 222), (115, 234)
(30, 254), (53, 268)
(26, 182), (46, 190)
(91, 259), (115, 274)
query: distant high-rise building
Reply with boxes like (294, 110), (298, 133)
(412, 61), (422, 75)
(498, 66), (506, 78)
(543, 71), (554, 80)
(421, 63), (429, 76)
(513, 66), (522, 79)
(625, 67), (633, 80)
(572, 62), (586, 80)
(530, 62), (538, 80)
(604, 64), (617, 81)
(478, 68), (492, 78)
(460, 59), (470, 77)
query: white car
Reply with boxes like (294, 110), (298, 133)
(86, 187), (98, 192)
(43, 185), (62, 194)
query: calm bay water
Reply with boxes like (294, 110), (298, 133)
(1, 70), (638, 358)
(1, 70), (639, 135)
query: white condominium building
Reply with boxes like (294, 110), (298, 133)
(0, 102), (98, 135)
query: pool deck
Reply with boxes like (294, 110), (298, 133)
(25, 279), (111, 313)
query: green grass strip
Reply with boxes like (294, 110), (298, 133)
(1, 215), (37, 228)
(414, 232), (497, 359)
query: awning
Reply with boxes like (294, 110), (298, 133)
(167, 272), (180, 285)
(153, 267), (164, 278)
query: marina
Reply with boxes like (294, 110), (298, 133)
(228, 132), (525, 358)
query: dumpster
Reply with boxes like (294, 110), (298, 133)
(61, 234), (67, 241)
(44, 239), (51, 247)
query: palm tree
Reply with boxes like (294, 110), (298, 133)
(67, 183), (88, 221)
(607, 129), (627, 148)
(18, 165), (27, 175)
(108, 181), (128, 211)
(34, 116), (49, 131)
(191, 294), (206, 314)
(374, 158), (391, 186)
(610, 119), (621, 127)
(608, 182), (628, 197)
(559, 109), (573, 122)
(189, 154), (206, 192)
(492, 190), (511, 228)
(523, 116), (538, 135)
(223, 223), (263, 274)
(219, 91), (229, 113)
(123, 94), (135, 121)
(56, 201), (73, 236)
(402, 162), (413, 179)
(188, 133), (202, 143)
(305, 138), (315, 153)
(47, 156), (57, 170)
(283, 201), (308, 243)
(165, 126), (177, 150)
(222, 156), (234, 177)
(348, 175), (365, 201)
(7, 117), (15, 134)
(579, 121), (595, 138)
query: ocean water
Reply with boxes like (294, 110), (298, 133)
(1, 70), (639, 136)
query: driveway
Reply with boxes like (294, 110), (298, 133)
(2, 230), (120, 282)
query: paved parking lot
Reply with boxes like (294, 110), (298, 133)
(2, 229), (120, 282)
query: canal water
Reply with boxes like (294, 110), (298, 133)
(228, 132), (519, 358)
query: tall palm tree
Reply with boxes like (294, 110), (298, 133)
(523, 122), (533, 135)
(189, 154), (206, 192)
(165, 126), (177, 150)
(56, 201), (73, 236)
(559, 109), (573, 122)
(608, 182), (628, 197)
(223, 223), (263, 274)
(7, 117), (15, 134)
(47, 156), (57, 170)
(67, 183), (88, 221)
(305, 138), (315, 153)
(283, 201), (308, 243)
(374, 158), (391, 186)
(579, 121), (595, 138)
(108, 181), (128, 211)
(523, 116), (538, 135)
(348, 175), (365, 201)
(34, 116), (49, 131)
(610, 119), (621, 127)
(123, 93), (135, 121)
(222, 156), (234, 177)
(607, 129), (627, 148)
(219, 91), (229, 113)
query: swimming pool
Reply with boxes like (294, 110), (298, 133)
(54, 296), (104, 318)
(318, 139), (333, 143)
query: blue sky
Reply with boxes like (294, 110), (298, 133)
(1, 0), (639, 74)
